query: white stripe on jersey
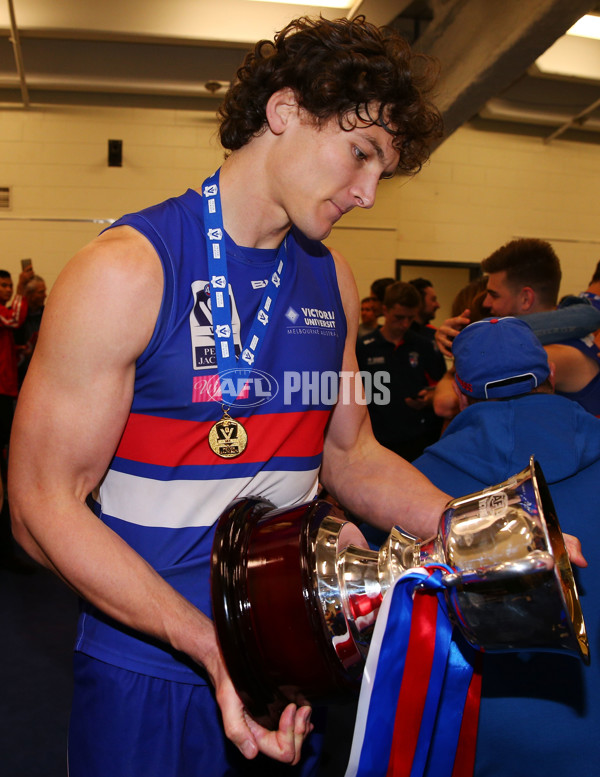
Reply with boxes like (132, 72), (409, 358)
(98, 468), (320, 528)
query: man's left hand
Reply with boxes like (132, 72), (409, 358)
(563, 533), (587, 568)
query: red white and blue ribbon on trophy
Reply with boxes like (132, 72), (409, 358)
(345, 566), (482, 777)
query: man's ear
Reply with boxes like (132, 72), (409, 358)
(265, 88), (299, 135)
(519, 286), (536, 313)
(452, 379), (469, 412)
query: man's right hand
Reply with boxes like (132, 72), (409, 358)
(435, 308), (471, 357)
(210, 651), (313, 764)
(17, 265), (34, 294)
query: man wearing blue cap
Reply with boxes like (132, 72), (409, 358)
(412, 316), (600, 777)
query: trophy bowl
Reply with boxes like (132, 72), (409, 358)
(211, 457), (588, 728)
(210, 497), (369, 728)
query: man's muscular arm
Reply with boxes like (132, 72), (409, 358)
(8, 228), (310, 764)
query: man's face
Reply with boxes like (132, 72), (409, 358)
(369, 294), (383, 318)
(483, 271), (522, 317)
(383, 303), (418, 340)
(0, 276), (13, 304)
(273, 108), (400, 242)
(360, 300), (378, 326)
(421, 286), (440, 323)
(28, 282), (47, 310)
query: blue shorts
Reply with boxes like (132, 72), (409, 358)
(68, 652), (324, 777)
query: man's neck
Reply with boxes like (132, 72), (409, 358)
(379, 324), (405, 345)
(524, 301), (554, 315)
(211, 145), (291, 250)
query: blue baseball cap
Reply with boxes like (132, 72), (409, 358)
(453, 317), (550, 400)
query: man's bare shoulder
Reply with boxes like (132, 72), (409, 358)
(327, 246), (359, 337)
(544, 342), (589, 364)
(327, 246), (354, 288)
(52, 226), (162, 311)
(41, 226), (164, 364)
(73, 225), (163, 285)
(545, 341), (599, 393)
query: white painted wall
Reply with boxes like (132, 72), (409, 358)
(0, 106), (224, 289)
(1, 104), (598, 321)
(330, 126), (600, 320)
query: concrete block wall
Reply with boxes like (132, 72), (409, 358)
(333, 125), (600, 317)
(1, 103), (599, 320)
(0, 105), (224, 289)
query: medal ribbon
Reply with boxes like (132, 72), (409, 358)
(345, 566), (481, 777)
(201, 168), (287, 404)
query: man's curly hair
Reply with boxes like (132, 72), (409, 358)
(218, 16), (443, 175)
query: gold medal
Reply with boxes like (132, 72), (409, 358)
(208, 410), (248, 458)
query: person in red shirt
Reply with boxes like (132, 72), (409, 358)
(0, 271), (29, 403)
(0, 266), (31, 570)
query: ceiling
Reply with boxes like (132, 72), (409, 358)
(0, 0), (599, 145)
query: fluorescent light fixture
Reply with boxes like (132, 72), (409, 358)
(567, 14), (600, 40)
(248, 0), (352, 8)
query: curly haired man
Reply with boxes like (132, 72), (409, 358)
(9, 16), (452, 777)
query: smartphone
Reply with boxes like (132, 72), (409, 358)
(21, 258), (32, 270)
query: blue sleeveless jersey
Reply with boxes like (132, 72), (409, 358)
(556, 334), (600, 417)
(579, 291), (600, 311)
(76, 188), (347, 682)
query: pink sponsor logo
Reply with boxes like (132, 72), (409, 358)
(193, 374), (250, 403)
(193, 368), (278, 407)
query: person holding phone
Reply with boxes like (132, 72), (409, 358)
(356, 280), (446, 462)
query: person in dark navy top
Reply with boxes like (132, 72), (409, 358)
(357, 281), (445, 461)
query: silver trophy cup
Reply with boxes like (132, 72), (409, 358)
(211, 456), (588, 727)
